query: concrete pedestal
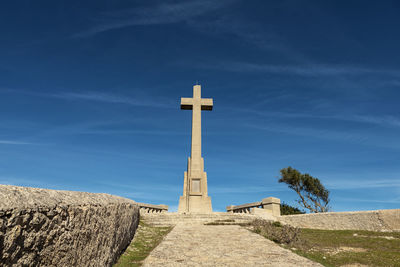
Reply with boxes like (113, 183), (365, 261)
(178, 195), (212, 214)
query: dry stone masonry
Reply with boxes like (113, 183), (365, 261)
(0, 185), (140, 267)
(279, 209), (400, 231)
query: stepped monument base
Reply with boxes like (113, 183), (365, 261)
(178, 195), (212, 214)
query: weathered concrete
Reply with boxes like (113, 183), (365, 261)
(178, 85), (213, 213)
(0, 185), (140, 267)
(137, 202), (168, 214)
(251, 207), (277, 220)
(262, 197), (281, 217)
(279, 209), (400, 231)
(142, 223), (322, 267)
(227, 197), (281, 217)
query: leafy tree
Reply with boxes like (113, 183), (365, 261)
(280, 202), (305, 215)
(279, 167), (330, 213)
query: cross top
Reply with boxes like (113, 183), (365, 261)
(180, 84), (213, 162)
(181, 85), (213, 111)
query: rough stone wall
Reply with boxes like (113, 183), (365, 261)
(0, 185), (140, 267)
(279, 209), (400, 231)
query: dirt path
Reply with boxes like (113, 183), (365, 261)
(142, 223), (322, 267)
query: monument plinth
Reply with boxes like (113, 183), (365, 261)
(178, 85), (213, 213)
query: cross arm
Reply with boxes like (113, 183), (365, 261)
(201, 98), (213, 111)
(181, 97), (193, 110)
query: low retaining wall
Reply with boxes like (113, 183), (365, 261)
(137, 202), (168, 214)
(227, 197), (281, 217)
(279, 209), (400, 231)
(0, 185), (140, 266)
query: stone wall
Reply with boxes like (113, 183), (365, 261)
(279, 209), (400, 231)
(0, 185), (140, 267)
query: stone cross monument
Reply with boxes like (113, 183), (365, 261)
(178, 84), (213, 213)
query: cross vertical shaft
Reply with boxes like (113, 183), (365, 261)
(191, 85), (202, 170)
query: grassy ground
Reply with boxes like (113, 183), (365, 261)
(291, 228), (400, 267)
(114, 220), (173, 267)
(249, 220), (400, 267)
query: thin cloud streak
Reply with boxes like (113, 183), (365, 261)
(97, 181), (181, 193)
(0, 177), (56, 188)
(350, 115), (400, 128)
(52, 91), (172, 108)
(78, 129), (185, 136)
(199, 61), (400, 77)
(0, 140), (33, 145)
(248, 121), (400, 149)
(113, 191), (175, 202)
(1, 88), (172, 109)
(335, 196), (400, 204)
(245, 123), (369, 144)
(327, 179), (400, 190)
(72, 0), (235, 38)
(210, 185), (287, 194)
(240, 109), (400, 129)
(221, 103), (400, 130)
(187, 14), (287, 52)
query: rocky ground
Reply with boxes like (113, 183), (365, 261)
(0, 185), (139, 267)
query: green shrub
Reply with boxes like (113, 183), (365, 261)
(280, 202), (305, 215)
(251, 219), (300, 245)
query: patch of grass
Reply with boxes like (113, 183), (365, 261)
(248, 220), (400, 267)
(290, 229), (400, 267)
(114, 220), (173, 267)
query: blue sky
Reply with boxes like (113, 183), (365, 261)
(1, 0), (399, 212)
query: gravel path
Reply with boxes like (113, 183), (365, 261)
(142, 223), (322, 267)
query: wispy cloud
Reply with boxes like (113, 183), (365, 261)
(221, 100), (400, 130)
(248, 120), (400, 148)
(0, 140), (33, 145)
(389, 80), (400, 87)
(97, 181), (181, 193)
(0, 176), (52, 187)
(0, 88), (18, 94)
(52, 91), (172, 108)
(240, 109), (400, 129)
(187, 14), (286, 52)
(210, 185), (286, 194)
(1, 88), (173, 109)
(335, 196), (400, 204)
(115, 191), (175, 202)
(24, 120), (142, 141)
(73, 0), (235, 38)
(96, 181), (181, 202)
(349, 115), (400, 128)
(327, 179), (400, 190)
(245, 123), (369, 144)
(198, 61), (400, 77)
(77, 129), (184, 136)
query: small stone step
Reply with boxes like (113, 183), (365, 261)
(141, 212), (262, 226)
